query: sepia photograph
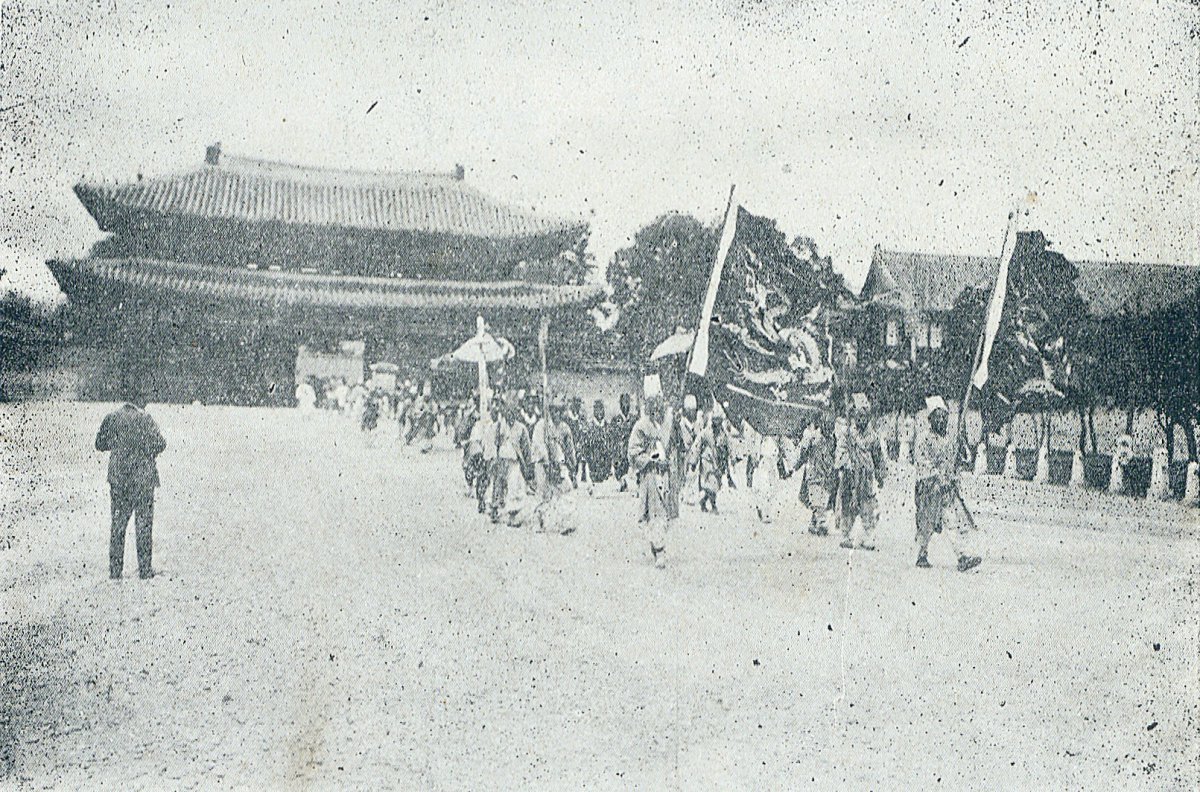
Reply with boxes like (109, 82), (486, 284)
(2, 1), (1197, 788)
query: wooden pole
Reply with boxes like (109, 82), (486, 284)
(538, 314), (550, 403)
(683, 183), (737, 404)
(477, 358), (489, 416)
(958, 208), (1017, 452)
(958, 314), (989, 451)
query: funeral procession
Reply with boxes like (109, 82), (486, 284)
(2, 2), (1197, 789)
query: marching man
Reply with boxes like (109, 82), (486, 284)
(834, 393), (887, 551)
(797, 410), (837, 537)
(913, 396), (983, 572)
(628, 395), (673, 568)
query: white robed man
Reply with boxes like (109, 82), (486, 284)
(913, 395), (983, 572)
(752, 432), (783, 523)
(490, 396), (533, 525)
(295, 378), (317, 414)
(671, 394), (701, 510)
(628, 395), (674, 568)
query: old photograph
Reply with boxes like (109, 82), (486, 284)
(2, 0), (1197, 788)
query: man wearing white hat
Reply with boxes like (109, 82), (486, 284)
(628, 395), (673, 568)
(913, 395), (982, 571)
(668, 393), (701, 515)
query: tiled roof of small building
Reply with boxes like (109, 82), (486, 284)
(75, 149), (585, 240)
(863, 244), (1200, 318)
(48, 258), (605, 312)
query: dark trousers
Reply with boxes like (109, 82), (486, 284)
(110, 485), (153, 578)
(490, 459), (511, 519)
(464, 453), (490, 512)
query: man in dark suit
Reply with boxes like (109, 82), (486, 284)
(95, 389), (166, 580)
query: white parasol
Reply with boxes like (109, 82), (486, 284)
(445, 316), (515, 413)
(649, 327), (695, 362)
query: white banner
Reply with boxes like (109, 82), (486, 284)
(971, 209), (1020, 389)
(688, 187), (739, 376)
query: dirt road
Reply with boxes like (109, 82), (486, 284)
(3, 403), (1197, 789)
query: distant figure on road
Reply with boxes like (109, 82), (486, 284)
(95, 388), (166, 580)
(913, 396), (982, 572)
(295, 378), (316, 413)
(579, 400), (612, 493)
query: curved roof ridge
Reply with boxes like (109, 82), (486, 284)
(74, 148), (588, 239)
(215, 152), (462, 187)
(47, 257), (606, 311)
(874, 246), (999, 263)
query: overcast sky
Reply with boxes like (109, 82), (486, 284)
(2, 0), (1196, 300)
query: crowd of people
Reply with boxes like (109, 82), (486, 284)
(292, 373), (984, 574)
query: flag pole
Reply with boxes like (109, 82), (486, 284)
(958, 303), (990, 448)
(682, 183), (737, 400)
(687, 185), (738, 375)
(958, 206), (1019, 450)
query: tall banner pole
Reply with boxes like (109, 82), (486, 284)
(686, 184), (738, 384)
(475, 315), (491, 416)
(959, 206), (1019, 448)
(538, 314), (550, 404)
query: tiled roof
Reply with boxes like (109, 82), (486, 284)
(861, 249), (997, 314)
(1073, 260), (1200, 317)
(75, 152), (585, 240)
(863, 244), (1200, 318)
(48, 258), (605, 312)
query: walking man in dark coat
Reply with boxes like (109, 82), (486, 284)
(95, 389), (166, 579)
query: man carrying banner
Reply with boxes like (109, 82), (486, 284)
(914, 396), (983, 571)
(685, 189), (849, 481)
(834, 393), (888, 550)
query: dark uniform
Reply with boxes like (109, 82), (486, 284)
(95, 403), (166, 579)
(610, 396), (636, 487)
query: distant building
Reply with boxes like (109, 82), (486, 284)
(859, 231), (1200, 366)
(49, 145), (605, 404)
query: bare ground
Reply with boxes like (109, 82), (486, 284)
(2, 402), (1197, 790)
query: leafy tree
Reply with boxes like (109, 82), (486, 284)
(1141, 288), (1200, 461)
(0, 288), (65, 400)
(512, 231), (595, 286)
(607, 212), (856, 371)
(606, 213), (719, 363)
(938, 285), (988, 400)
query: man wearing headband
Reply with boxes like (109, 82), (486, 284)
(913, 395), (982, 572)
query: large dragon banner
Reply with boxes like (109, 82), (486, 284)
(688, 204), (851, 435)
